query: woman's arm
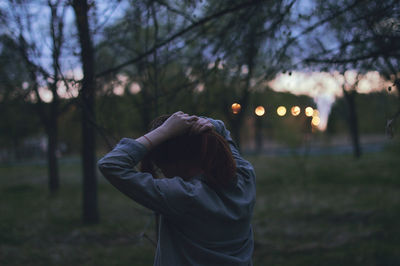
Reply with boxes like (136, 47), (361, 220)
(97, 111), (209, 214)
(98, 137), (173, 213)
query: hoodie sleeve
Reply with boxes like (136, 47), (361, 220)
(98, 138), (177, 215)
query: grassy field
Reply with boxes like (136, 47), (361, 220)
(1, 142), (400, 266)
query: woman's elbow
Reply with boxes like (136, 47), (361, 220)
(97, 158), (111, 176)
(97, 158), (129, 182)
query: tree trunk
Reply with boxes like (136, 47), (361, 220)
(12, 137), (20, 161)
(140, 90), (152, 132)
(344, 90), (362, 158)
(46, 112), (60, 194)
(255, 116), (263, 153)
(230, 73), (252, 151)
(231, 116), (242, 150)
(73, 0), (99, 224)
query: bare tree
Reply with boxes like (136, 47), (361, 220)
(340, 72), (363, 158)
(72, 0), (99, 224)
(1, 0), (72, 193)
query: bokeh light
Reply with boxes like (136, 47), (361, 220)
(291, 106), (301, 116)
(312, 109), (320, 117)
(312, 116), (321, 126)
(277, 106), (287, 116)
(255, 106), (265, 116)
(231, 103), (241, 114)
(305, 107), (314, 117)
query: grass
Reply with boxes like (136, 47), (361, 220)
(1, 143), (400, 266)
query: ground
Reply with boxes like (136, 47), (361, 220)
(1, 141), (399, 265)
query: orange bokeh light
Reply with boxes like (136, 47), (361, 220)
(231, 103), (241, 114)
(291, 106), (301, 116)
(311, 116), (321, 126)
(277, 106), (286, 116)
(305, 107), (314, 117)
(255, 106), (265, 116)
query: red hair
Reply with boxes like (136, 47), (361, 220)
(141, 115), (237, 188)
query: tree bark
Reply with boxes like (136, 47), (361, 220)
(12, 137), (20, 161)
(73, 0), (99, 224)
(46, 110), (60, 194)
(255, 116), (263, 153)
(230, 115), (242, 149)
(344, 90), (362, 158)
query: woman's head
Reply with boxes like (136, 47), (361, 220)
(141, 114), (237, 188)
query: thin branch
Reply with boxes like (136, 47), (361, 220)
(92, 0), (123, 34)
(277, 0), (367, 62)
(153, 0), (196, 24)
(304, 50), (390, 64)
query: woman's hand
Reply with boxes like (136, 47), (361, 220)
(136, 112), (214, 150)
(189, 117), (214, 134)
(160, 111), (198, 138)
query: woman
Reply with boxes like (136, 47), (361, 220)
(98, 111), (256, 266)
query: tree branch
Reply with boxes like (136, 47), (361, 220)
(153, 0), (196, 24)
(304, 50), (388, 64)
(95, 0), (266, 78)
(277, 0), (367, 62)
